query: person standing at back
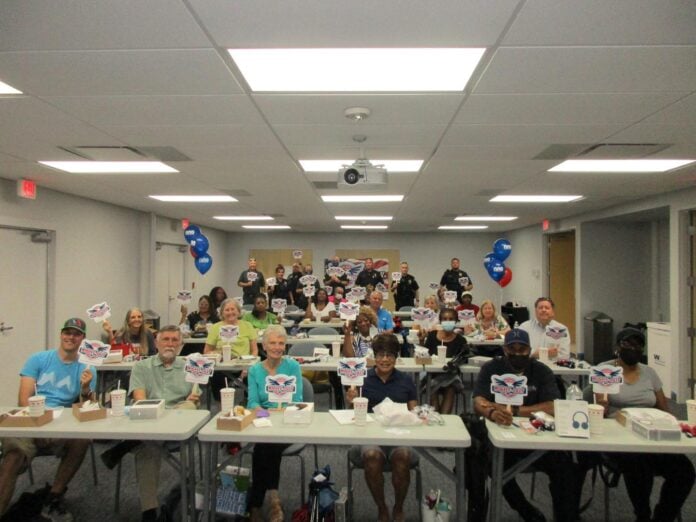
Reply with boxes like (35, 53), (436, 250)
(238, 257), (265, 305)
(355, 258), (383, 289)
(439, 257), (473, 303)
(390, 261), (419, 310)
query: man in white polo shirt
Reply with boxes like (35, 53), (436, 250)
(519, 297), (570, 361)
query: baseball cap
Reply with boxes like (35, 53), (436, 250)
(461, 291), (473, 298)
(61, 317), (86, 335)
(504, 328), (530, 348)
(616, 327), (645, 348)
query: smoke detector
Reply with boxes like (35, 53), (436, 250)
(344, 107), (371, 121)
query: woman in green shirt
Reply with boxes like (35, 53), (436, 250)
(242, 295), (278, 331)
(205, 298), (258, 358)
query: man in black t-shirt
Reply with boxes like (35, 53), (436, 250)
(286, 262), (303, 306)
(390, 261), (419, 310)
(439, 257), (473, 302)
(237, 257), (265, 305)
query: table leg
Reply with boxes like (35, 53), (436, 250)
(202, 442), (211, 522)
(426, 372), (432, 404)
(187, 439), (196, 521)
(455, 448), (466, 521)
(180, 441), (188, 522)
(488, 446), (504, 522)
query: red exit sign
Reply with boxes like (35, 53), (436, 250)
(17, 179), (37, 200)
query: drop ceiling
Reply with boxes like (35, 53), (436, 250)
(0, 0), (694, 233)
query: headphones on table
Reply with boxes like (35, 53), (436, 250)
(572, 411), (589, 430)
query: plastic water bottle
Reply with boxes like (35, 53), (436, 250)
(566, 380), (582, 401)
(513, 321), (519, 329)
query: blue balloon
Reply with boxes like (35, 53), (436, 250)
(483, 251), (498, 270)
(493, 238), (512, 262)
(184, 224), (201, 242)
(487, 259), (506, 282)
(191, 235), (209, 256)
(195, 254), (213, 275)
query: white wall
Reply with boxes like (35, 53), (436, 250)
(504, 225), (545, 309)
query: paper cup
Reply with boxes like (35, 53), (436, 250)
(538, 347), (549, 362)
(687, 400), (696, 425)
(588, 404), (605, 434)
(111, 389), (126, 417)
(331, 341), (341, 358)
(28, 395), (45, 417)
(220, 387), (236, 414)
(222, 345), (232, 363)
(353, 397), (368, 426)
(437, 345), (447, 361)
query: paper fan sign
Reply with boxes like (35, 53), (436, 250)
(490, 374), (528, 406)
(338, 358), (368, 386)
(458, 309), (476, 326)
(345, 289), (360, 303)
(339, 301), (359, 320)
(78, 340), (111, 366)
(266, 277), (277, 287)
(391, 272), (401, 282)
(271, 298), (287, 314)
(86, 301), (111, 323)
(459, 276), (470, 287)
(303, 285), (316, 297)
(590, 364), (624, 395)
(265, 374), (297, 403)
(352, 286), (367, 300)
(246, 271), (258, 282)
(411, 307), (436, 328)
(220, 325), (239, 342)
(375, 283), (389, 300)
(326, 266), (344, 277)
(184, 354), (216, 384)
(293, 250), (303, 259)
(299, 274), (317, 285)
(443, 290), (458, 304)
(176, 290), (192, 304)
(428, 282), (440, 290)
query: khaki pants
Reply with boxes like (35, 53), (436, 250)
(134, 401), (196, 512)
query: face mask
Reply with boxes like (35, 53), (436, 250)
(441, 321), (456, 332)
(507, 354), (530, 372)
(619, 348), (642, 366)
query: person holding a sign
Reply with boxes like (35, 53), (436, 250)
(439, 257), (473, 302)
(304, 287), (337, 322)
(292, 264), (319, 311)
(345, 334), (417, 522)
(237, 257), (266, 305)
(355, 257), (384, 289)
(580, 328), (694, 522)
(180, 294), (219, 334)
(125, 325), (200, 521)
(324, 256), (349, 294)
(473, 329), (577, 522)
(343, 307), (379, 358)
(390, 261), (420, 310)
(519, 297), (570, 361)
(474, 299), (510, 338)
(455, 291), (479, 316)
(286, 262), (303, 306)
(247, 325), (303, 522)
(268, 264), (291, 302)
(412, 295), (440, 343)
(369, 291), (395, 334)
(242, 295), (279, 330)
(102, 307), (155, 356)
(0, 318), (96, 520)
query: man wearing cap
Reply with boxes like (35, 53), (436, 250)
(519, 297), (570, 361)
(439, 257), (473, 302)
(473, 329), (577, 522)
(0, 318), (97, 521)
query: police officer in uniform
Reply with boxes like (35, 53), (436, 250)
(390, 261), (419, 310)
(355, 257), (383, 289)
(439, 257), (473, 302)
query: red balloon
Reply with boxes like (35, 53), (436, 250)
(498, 267), (513, 288)
(189, 246), (198, 258)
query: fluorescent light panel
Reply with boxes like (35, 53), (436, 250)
(491, 195), (583, 203)
(149, 195), (237, 202)
(0, 80), (22, 94)
(214, 216), (273, 221)
(322, 195), (403, 203)
(341, 225), (389, 230)
(439, 225), (488, 230)
(334, 216), (393, 221)
(242, 225), (291, 230)
(549, 159), (695, 173)
(228, 48), (485, 92)
(40, 161), (177, 173)
(300, 160), (423, 172)
(455, 216), (517, 222)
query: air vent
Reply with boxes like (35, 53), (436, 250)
(578, 143), (669, 159)
(533, 144), (591, 160)
(312, 181), (338, 190)
(137, 146), (191, 162)
(59, 145), (191, 162)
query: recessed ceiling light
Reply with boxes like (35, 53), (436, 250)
(39, 161), (178, 173)
(335, 216), (393, 221)
(438, 225), (489, 230)
(228, 48), (486, 92)
(341, 225), (389, 230)
(214, 216), (273, 221)
(300, 160), (422, 172)
(242, 225), (291, 230)
(322, 195), (404, 203)
(149, 195), (237, 202)
(0, 80), (22, 94)
(549, 159), (695, 173)
(491, 195), (583, 203)
(454, 216), (518, 222)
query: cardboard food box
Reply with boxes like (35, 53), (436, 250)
(130, 399), (165, 420)
(415, 356), (433, 365)
(72, 401), (107, 422)
(283, 402), (314, 424)
(217, 410), (254, 431)
(0, 408), (53, 427)
(104, 350), (123, 364)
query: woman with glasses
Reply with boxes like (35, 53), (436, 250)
(581, 328), (694, 522)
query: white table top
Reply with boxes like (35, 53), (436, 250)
(198, 411), (470, 447)
(97, 357), (259, 372)
(0, 408), (210, 441)
(296, 320), (345, 330)
(486, 417), (696, 454)
(393, 310), (414, 318)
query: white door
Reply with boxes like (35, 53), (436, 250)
(154, 244), (186, 325)
(0, 227), (49, 399)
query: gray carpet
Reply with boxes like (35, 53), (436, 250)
(7, 396), (696, 521)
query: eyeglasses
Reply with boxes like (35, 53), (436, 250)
(374, 352), (397, 360)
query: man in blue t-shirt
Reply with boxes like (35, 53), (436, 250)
(0, 317), (97, 520)
(368, 291), (394, 334)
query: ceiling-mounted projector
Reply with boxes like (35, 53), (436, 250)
(338, 159), (387, 190)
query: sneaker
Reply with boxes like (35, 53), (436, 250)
(39, 494), (73, 522)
